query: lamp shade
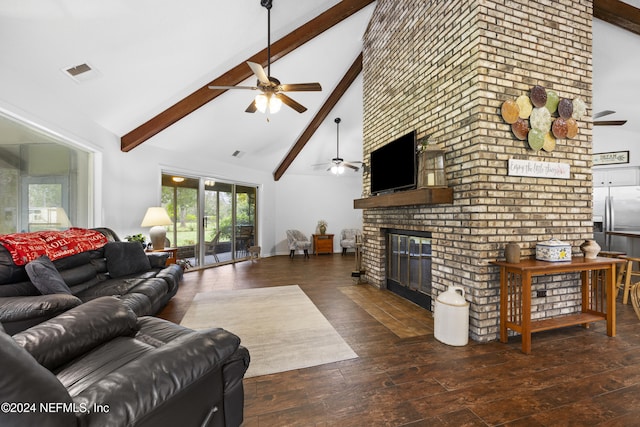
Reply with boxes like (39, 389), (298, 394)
(254, 93), (282, 114)
(255, 93), (268, 113)
(141, 207), (172, 227)
(141, 207), (172, 250)
(269, 94), (282, 113)
(331, 164), (345, 175)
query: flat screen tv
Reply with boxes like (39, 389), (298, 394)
(370, 130), (417, 195)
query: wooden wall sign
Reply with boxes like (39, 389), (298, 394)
(508, 159), (570, 179)
(593, 151), (629, 166)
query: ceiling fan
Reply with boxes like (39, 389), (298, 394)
(208, 0), (322, 115)
(315, 118), (362, 174)
(593, 110), (627, 126)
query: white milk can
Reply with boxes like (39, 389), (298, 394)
(434, 285), (469, 346)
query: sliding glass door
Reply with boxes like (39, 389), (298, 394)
(235, 185), (257, 258)
(162, 173), (257, 268)
(161, 175), (199, 262)
(202, 180), (232, 266)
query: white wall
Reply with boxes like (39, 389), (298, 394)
(593, 127), (639, 168)
(274, 173), (363, 255)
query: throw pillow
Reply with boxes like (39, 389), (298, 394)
(25, 256), (72, 295)
(147, 252), (170, 268)
(104, 241), (151, 278)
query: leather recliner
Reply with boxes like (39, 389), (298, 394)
(0, 296), (250, 427)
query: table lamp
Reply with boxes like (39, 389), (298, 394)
(141, 207), (172, 250)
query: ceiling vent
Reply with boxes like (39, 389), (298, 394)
(62, 63), (100, 83)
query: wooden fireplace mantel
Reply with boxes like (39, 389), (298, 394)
(353, 187), (453, 209)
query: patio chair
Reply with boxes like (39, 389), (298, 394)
(205, 230), (221, 263)
(236, 225), (254, 256)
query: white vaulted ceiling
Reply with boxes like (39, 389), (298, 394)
(592, 0), (640, 154)
(0, 0), (372, 177)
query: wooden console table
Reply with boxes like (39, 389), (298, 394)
(312, 234), (334, 255)
(491, 257), (624, 354)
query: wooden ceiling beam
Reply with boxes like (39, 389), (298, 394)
(120, 0), (376, 152)
(273, 52), (362, 181)
(594, 0), (640, 36)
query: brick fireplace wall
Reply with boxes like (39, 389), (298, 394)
(361, 0), (593, 341)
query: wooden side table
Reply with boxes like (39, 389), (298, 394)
(491, 257), (624, 354)
(147, 247), (178, 265)
(312, 234), (334, 255)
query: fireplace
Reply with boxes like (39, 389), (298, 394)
(385, 229), (432, 311)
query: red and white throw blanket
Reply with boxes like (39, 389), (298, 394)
(0, 227), (108, 266)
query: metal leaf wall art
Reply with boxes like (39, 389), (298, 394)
(501, 85), (586, 152)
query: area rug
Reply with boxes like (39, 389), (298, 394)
(180, 285), (357, 378)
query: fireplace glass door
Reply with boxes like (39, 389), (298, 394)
(386, 231), (432, 310)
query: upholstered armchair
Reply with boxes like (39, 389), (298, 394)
(340, 229), (362, 255)
(286, 230), (311, 258)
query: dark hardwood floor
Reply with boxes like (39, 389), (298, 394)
(157, 255), (640, 426)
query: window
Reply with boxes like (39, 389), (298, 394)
(0, 114), (92, 234)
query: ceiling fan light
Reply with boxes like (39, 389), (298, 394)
(269, 94), (282, 113)
(331, 164), (345, 175)
(255, 93), (268, 113)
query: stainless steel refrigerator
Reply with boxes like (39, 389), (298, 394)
(593, 185), (640, 253)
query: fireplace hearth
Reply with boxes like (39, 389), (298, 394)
(386, 229), (432, 311)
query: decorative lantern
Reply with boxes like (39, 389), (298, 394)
(417, 141), (447, 188)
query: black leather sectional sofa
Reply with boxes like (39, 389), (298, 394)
(1, 296), (250, 427)
(0, 228), (250, 426)
(0, 228), (182, 334)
